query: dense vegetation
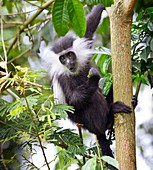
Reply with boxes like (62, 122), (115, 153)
(0, 0), (152, 169)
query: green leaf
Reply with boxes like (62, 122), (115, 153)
(81, 0), (114, 7)
(25, 95), (39, 109)
(6, 0), (13, 13)
(95, 46), (111, 56)
(102, 156), (119, 169)
(99, 75), (112, 95)
(99, 55), (112, 75)
(140, 47), (150, 62)
(68, 0), (86, 37)
(147, 21), (153, 32)
(52, 0), (69, 36)
(132, 61), (141, 72)
(82, 156), (97, 170)
(9, 107), (26, 119)
(150, 38), (153, 51)
(98, 17), (110, 34)
(51, 104), (74, 119)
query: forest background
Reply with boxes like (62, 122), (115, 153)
(0, 0), (152, 170)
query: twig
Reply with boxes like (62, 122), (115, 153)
(7, 0), (54, 56)
(95, 135), (103, 170)
(135, 80), (142, 98)
(0, 9), (37, 17)
(7, 47), (31, 64)
(0, 144), (9, 170)
(0, 8), (8, 74)
(25, 81), (43, 88)
(25, 0), (43, 8)
(22, 155), (40, 170)
(77, 124), (86, 164)
(0, 120), (7, 125)
(6, 89), (20, 100)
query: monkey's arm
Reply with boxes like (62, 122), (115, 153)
(68, 68), (100, 109)
(85, 4), (105, 39)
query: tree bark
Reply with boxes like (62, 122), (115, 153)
(110, 0), (136, 170)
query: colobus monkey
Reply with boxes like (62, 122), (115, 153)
(40, 4), (131, 170)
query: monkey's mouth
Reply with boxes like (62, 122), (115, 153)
(69, 67), (76, 72)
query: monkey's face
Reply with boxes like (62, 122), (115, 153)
(59, 51), (78, 73)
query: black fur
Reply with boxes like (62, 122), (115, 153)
(51, 35), (76, 54)
(57, 65), (131, 170)
(85, 5), (105, 39)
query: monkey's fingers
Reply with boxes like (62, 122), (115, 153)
(132, 95), (138, 109)
(89, 67), (100, 78)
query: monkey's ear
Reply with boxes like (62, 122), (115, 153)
(84, 4), (105, 39)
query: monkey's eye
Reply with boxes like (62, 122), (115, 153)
(67, 51), (76, 60)
(59, 55), (66, 64)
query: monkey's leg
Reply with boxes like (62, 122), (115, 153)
(97, 134), (117, 170)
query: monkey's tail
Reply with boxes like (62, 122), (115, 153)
(97, 134), (118, 170)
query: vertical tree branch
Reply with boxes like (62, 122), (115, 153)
(123, 0), (136, 16)
(110, 0), (136, 169)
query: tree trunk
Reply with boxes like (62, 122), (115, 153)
(110, 0), (136, 170)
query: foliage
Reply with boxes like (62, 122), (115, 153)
(0, 0), (152, 169)
(131, 7), (153, 87)
(53, 0), (86, 37)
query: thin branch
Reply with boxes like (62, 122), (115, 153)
(0, 120), (7, 125)
(26, 81), (43, 88)
(22, 155), (40, 170)
(135, 80), (142, 98)
(6, 89), (20, 100)
(25, 0), (43, 8)
(123, 0), (136, 16)
(7, 0), (54, 56)
(95, 135), (103, 170)
(0, 149), (9, 170)
(0, 9), (37, 17)
(0, 8), (8, 74)
(7, 47), (31, 64)
(77, 124), (86, 164)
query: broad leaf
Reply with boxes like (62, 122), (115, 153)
(68, 0), (86, 37)
(150, 38), (153, 51)
(52, 0), (69, 36)
(102, 156), (119, 169)
(140, 47), (150, 62)
(82, 156), (97, 170)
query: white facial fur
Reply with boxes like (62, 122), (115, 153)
(40, 38), (93, 79)
(40, 37), (94, 104)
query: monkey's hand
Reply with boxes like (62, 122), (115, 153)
(88, 67), (100, 86)
(88, 67), (100, 79)
(132, 95), (138, 109)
